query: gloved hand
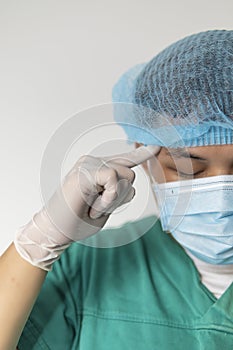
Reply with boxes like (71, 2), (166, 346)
(14, 145), (160, 271)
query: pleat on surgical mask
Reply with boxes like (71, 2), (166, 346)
(151, 174), (233, 265)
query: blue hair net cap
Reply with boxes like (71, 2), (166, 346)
(112, 30), (233, 148)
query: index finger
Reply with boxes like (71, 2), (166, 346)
(102, 145), (161, 168)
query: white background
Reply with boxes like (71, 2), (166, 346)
(0, 0), (232, 254)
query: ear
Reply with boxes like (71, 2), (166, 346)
(134, 142), (149, 173)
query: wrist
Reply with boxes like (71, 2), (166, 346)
(13, 210), (73, 271)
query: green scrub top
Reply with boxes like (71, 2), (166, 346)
(18, 215), (233, 349)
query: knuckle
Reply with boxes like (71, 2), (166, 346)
(104, 190), (118, 204)
(125, 187), (136, 203)
(129, 170), (136, 183)
(105, 167), (118, 181)
(78, 154), (96, 164)
(131, 187), (136, 197)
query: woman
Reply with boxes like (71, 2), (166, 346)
(1, 29), (233, 349)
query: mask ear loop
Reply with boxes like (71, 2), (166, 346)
(146, 159), (160, 211)
(146, 159), (171, 235)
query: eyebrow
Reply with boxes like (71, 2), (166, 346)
(165, 149), (207, 161)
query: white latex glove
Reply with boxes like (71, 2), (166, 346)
(14, 145), (161, 271)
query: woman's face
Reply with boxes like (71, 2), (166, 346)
(135, 143), (233, 183)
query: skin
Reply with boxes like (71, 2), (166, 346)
(135, 142), (233, 182)
(0, 243), (47, 350)
(1, 142), (233, 349)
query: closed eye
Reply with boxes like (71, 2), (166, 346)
(168, 167), (203, 178)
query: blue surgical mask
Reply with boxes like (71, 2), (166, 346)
(152, 175), (233, 265)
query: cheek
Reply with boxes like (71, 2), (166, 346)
(149, 157), (185, 183)
(161, 168), (180, 182)
(147, 158), (170, 184)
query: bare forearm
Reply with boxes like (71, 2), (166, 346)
(0, 242), (47, 350)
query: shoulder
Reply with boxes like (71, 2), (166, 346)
(65, 214), (163, 269)
(17, 216), (188, 349)
(61, 215), (170, 297)
(57, 214), (178, 282)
